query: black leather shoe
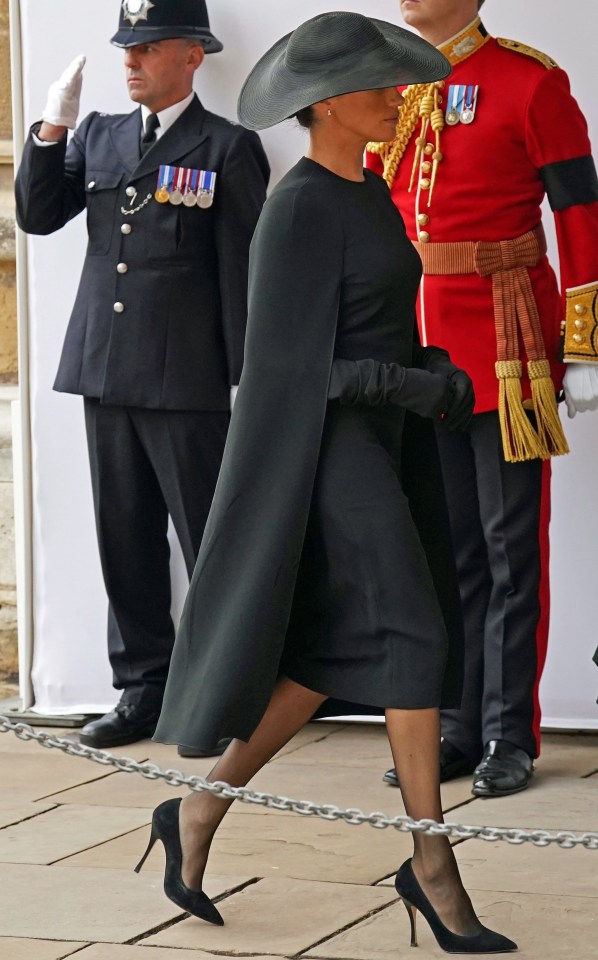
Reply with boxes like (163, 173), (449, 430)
(79, 701), (160, 749)
(472, 740), (533, 798)
(177, 738), (232, 758)
(383, 739), (479, 787)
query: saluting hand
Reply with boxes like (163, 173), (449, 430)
(42, 55), (86, 130)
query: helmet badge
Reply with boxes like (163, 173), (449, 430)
(122, 0), (155, 27)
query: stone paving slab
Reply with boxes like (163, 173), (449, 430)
(145, 876), (397, 955)
(74, 947), (284, 960)
(0, 803), (151, 864)
(304, 889), (598, 960)
(42, 736), (353, 817)
(62, 808), (412, 883)
(46, 771), (216, 813)
(0, 726), (79, 754)
(45, 721), (345, 766)
(5, 751), (114, 803)
(456, 839), (598, 898)
(273, 722), (392, 769)
(0, 940), (88, 960)
(45, 754), (474, 823)
(273, 721), (347, 759)
(378, 836), (598, 897)
(47, 769), (284, 818)
(251, 760), (479, 820)
(535, 733), (598, 779)
(452, 776), (598, 831)
(247, 761), (405, 818)
(0, 863), (250, 942)
(0, 800), (56, 829)
(268, 725), (479, 808)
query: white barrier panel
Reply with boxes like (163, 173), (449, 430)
(12, 0), (598, 722)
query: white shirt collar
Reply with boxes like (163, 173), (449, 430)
(140, 91), (195, 139)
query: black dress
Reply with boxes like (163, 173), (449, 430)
(154, 158), (460, 750)
(281, 160), (448, 708)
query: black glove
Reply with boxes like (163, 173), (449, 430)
(328, 358), (455, 422)
(414, 345), (475, 431)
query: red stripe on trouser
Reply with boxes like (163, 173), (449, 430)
(532, 460), (552, 754)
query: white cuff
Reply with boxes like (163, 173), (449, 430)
(32, 131), (62, 147)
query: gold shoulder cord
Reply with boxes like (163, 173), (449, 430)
(367, 82), (445, 204)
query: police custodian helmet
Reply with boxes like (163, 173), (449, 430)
(111, 0), (223, 53)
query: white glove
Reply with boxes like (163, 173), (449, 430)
(230, 385), (239, 409)
(42, 55), (86, 129)
(563, 363), (598, 418)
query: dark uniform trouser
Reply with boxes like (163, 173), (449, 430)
(435, 411), (549, 761)
(84, 399), (230, 710)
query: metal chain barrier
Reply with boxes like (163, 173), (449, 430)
(2, 714), (598, 850)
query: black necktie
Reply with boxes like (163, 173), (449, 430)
(140, 113), (160, 156)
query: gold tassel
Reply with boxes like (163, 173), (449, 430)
(528, 359), (569, 457)
(496, 360), (547, 462)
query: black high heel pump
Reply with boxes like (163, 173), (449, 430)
(135, 797), (224, 925)
(394, 859), (517, 954)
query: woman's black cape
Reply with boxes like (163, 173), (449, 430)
(154, 168), (463, 750)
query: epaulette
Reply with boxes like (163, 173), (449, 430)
(497, 38), (559, 70)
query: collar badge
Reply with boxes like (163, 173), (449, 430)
(122, 0), (155, 27)
(451, 36), (477, 59)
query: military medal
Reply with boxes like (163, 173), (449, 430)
(197, 169), (216, 209)
(445, 84), (479, 126)
(155, 165), (216, 209)
(445, 85), (462, 126)
(169, 166), (185, 205)
(182, 168), (197, 207)
(460, 85), (479, 124)
(155, 165), (173, 203)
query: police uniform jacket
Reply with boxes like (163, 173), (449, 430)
(15, 95), (270, 410)
(367, 19), (598, 416)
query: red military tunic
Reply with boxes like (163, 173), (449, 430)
(367, 18), (598, 417)
(368, 17), (598, 755)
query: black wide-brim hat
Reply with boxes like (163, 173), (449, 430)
(238, 11), (451, 130)
(111, 0), (223, 52)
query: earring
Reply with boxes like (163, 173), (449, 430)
(327, 109), (332, 116)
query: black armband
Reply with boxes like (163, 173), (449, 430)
(540, 155), (598, 211)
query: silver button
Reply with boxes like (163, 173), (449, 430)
(125, 186), (136, 198)
(117, 262), (128, 274)
(113, 302), (125, 314)
(87, 180), (96, 190)
(121, 224), (132, 235)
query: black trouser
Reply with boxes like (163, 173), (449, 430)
(84, 400), (229, 710)
(435, 411), (544, 761)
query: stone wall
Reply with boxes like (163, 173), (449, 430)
(0, 0), (17, 381)
(0, 0), (18, 691)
